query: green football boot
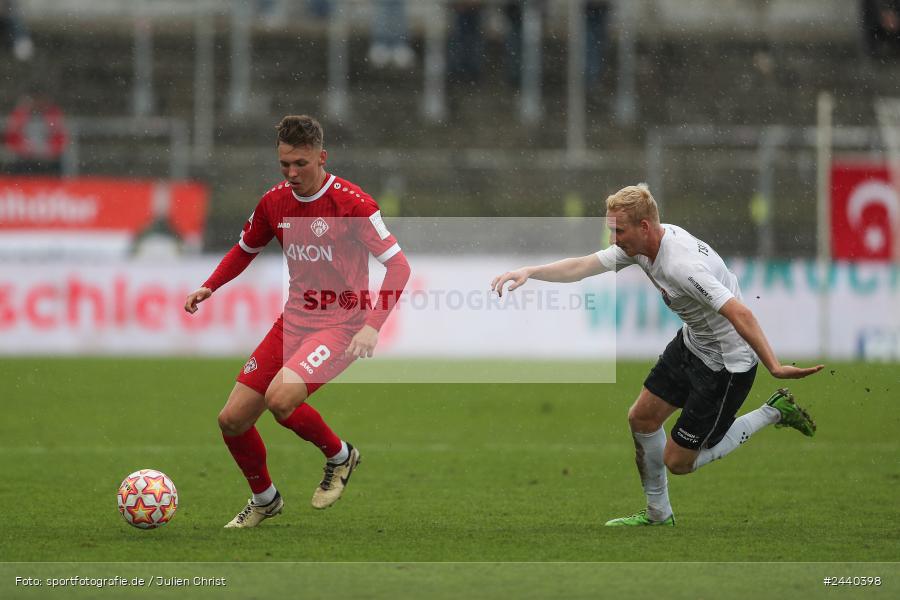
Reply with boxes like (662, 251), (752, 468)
(604, 509), (675, 527)
(766, 388), (816, 437)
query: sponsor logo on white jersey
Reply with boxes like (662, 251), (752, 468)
(285, 243), (334, 262)
(311, 217), (329, 237)
(687, 276), (712, 300)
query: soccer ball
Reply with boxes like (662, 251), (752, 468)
(117, 469), (178, 529)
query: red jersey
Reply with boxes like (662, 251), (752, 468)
(236, 173), (401, 331)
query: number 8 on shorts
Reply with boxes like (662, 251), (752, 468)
(307, 344), (331, 368)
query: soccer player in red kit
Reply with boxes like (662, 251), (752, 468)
(184, 115), (410, 528)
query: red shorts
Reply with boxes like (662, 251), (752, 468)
(236, 320), (358, 396)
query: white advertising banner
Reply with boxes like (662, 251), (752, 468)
(0, 258), (284, 355)
(603, 259), (899, 361)
(0, 257), (897, 361)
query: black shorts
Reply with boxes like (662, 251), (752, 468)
(643, 330), (758, 450)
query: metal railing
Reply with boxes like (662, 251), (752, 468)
(1, 116), (190, 180)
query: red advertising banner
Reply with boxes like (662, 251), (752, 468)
(0, 176), (208, 259)
(830, 162), (899, 261)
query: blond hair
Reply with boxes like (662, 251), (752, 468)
(606, 183), (660, 225)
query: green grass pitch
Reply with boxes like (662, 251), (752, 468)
(1, 358), (897, 598)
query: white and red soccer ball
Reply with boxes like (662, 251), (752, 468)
(117, 469), (178, 529)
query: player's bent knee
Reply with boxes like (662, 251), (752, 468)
(664, 456), (695, 476)
(217, 409), (252, 436)
(627, 406), (661, 433)
(264, 385), (307, 421)
(626, 407), (643, 430)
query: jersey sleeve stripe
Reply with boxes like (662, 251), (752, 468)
(375, 243), (401, 263)
(238, 234), (264, 254)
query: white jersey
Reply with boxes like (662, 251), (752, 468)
(595, 224), (757, 373)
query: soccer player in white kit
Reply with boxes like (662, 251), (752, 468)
(491, 184), (822, 526)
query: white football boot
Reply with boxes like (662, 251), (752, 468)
(224, 492), (283, 528)
(311, 444), (361, 509)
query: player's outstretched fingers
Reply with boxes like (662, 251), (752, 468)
(800, 364), (825, 377)
(490, 274), (505, 296)
(493, 273), (515, 296)
(773, 364), (825, 379)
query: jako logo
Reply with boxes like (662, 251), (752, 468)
(285, 244), (333, 262)
(277, 222), (291, 229)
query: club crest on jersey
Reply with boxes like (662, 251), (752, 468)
(311, 217), (329, 237)
(243, 357), (258, 374)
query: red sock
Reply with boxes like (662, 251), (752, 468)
(277, 403), (342, 457)
(222, 426), (272, 494)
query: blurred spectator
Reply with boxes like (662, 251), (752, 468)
(502, 1), (524, 85)
(307, 0), (331, 19)
(502, 0), (547, 86)
(862, 0), (900, 58)
(448, 1), (485, 84)
(3, 95), (68, 175)
(501, 1), (606, 91)
(369, 0), (414, 69)
(585, 0), (611, 89)
(256, 0), (287, 29)
(0, 0), (33, 61)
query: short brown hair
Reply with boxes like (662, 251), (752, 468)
(606, 183), (660, 225)
(275, 115), (324, 148)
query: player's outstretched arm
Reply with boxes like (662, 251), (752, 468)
(491, 254), (607, 297)
(719, 298), (824, 379)
(185, 244), (259, 315)
(184, 287), (212, 314)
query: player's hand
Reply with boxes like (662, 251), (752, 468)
(491, 268), (530, 297)
(184, 287), (212, 314)
(346, 325), (379, 359)
(770, 363), (824, 379)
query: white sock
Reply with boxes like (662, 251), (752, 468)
(252, 483), (277, 506)
(327, 441), (349, 464)
(633, 428), (673, 521)
(693, 404), (780, 470)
